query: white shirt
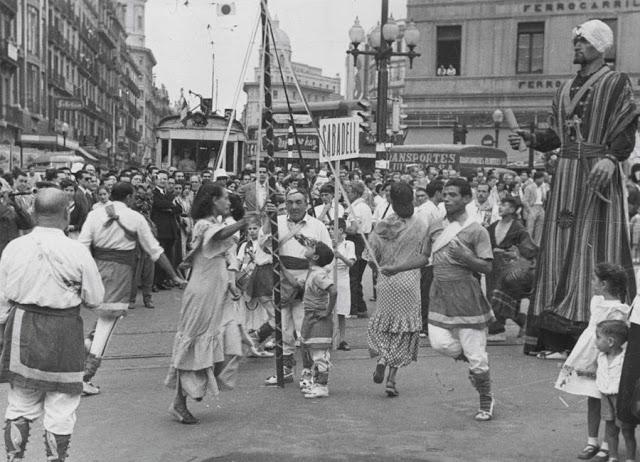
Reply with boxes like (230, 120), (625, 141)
(373, 198), (390, 223)
(332, 239), (356, 274)
(79, 201), (164, 261)
(238, 236), (272, 266)
(348, 198), (373, 234)
(466, 200), (499, 227)
(313, 203), (345, 225)
(596, 347), (626, 395)
(415, 200), (445, 228)
(0, 227), (105, 322)
(275, 214), (332, 285)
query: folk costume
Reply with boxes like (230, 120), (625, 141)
(78, 201), (164, 392)
(524, 35), (639, 354)
(366, 214), (428, 369)
(0, 227), (104, 461)
(427, 216), (495, 420)
(165, 217), (237, 400)
(257, 213), (332, 384)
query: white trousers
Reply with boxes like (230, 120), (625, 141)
(428, 324), (489, 374)
(5, 385), (80, 435)
(282, 300), (304, 356)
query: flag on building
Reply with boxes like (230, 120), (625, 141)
(217, 2), (236, 16)
(178, 95), (189, 125)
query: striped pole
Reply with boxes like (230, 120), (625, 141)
(261, 0), (284, 387)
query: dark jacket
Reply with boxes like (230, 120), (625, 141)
(151, 187), (180, 240)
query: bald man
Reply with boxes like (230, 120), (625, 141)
(0, 188), (105, 461)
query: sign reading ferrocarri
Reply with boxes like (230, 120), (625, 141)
(319, 116), (360, 162)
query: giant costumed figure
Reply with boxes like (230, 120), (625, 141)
(510, 19), (638, 357)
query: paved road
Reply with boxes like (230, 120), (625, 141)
(4, 270), (591, 462)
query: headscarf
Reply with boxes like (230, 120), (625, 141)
(572, 19), (613, 54)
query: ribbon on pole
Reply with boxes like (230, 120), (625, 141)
(260, 0), (284, 387)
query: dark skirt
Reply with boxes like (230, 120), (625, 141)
(618, 322), (640, 425)
(0, 304), (84, 395)
(246, 264), (273, 299)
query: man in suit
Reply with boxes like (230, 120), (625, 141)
(238, 165), (268, 212)
(521, 171), (546, 245)
(73, 170), (94, 229)
(151, 170), (180, 289)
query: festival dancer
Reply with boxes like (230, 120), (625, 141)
(0, 188), (105, 461)
(368, 183), (430, 397)
(79, 182), (185, 395)
(263, 190), (332, 385)
(509, 19), (638, 357)
(428, 179), (495, 421)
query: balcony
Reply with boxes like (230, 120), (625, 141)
(48, 71), (67, 93)
(48, 27), (64, 48)
(80, 25), (99, 53)
(0, 39), (19, 71)
(125, 127), (141, 142)
(98, 21), (116, 49)
(3, 105), (22, 128)
(122, 73), (140, 98)
(0, 0), (17, 16)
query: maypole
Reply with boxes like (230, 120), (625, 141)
(261, 0), (284, 387)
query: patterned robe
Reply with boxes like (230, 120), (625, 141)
(525, 66), (639, 354)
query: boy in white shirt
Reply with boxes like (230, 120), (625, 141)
(595, 320), (635, 462)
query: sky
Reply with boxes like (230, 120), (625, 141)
(145, 0), (407, 111)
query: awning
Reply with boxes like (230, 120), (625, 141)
(77, 146), (98, 161)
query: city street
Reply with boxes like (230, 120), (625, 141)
(2, 270), (590, 462)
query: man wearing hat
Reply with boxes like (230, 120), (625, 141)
(509, 20), (638, 361)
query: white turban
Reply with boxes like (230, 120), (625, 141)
(572, 19), (613, 54)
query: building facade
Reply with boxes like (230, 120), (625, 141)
(242, 19), (342, 164)
(121, 0), (173, 165)
(400, 0), (640, 160)
(0, 0), (171, 173)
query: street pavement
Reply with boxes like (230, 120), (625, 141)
(4, 270), (599, 462)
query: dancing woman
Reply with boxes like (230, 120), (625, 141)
(165, 183), (246, 424)
(366, 182), (430, 397)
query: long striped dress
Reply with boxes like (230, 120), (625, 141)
(524, 67), (639, 355)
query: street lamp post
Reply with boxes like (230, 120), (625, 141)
(61, 122), (69, 150)
(346, 0), (420, 149)
(492, 109), (504, 149)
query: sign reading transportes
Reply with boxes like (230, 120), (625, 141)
(319, 116), (360, 161)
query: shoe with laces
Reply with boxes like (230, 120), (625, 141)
(304, 384), (329, 398)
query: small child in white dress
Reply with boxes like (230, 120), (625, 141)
(328, 218), (355, 351)
(555, 262), (630, 461)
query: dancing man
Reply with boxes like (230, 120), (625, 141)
(79, 182), (185, 395)
(509, 19), (638, 357)
(0, 188), (105, 461)
(428, 179), (495, 421)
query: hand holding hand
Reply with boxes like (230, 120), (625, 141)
(380, 265), (398, 276)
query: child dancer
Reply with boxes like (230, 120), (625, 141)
(595, 320), (635, 462)
(555, 263), (630, 461)
(328, 218), (356, 350)
(298, 240), (337, 398)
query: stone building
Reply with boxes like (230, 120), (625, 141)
(401, 0), (640, 158)
(242, 18), (342, 162)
